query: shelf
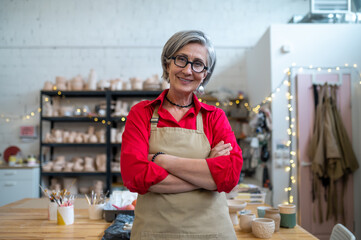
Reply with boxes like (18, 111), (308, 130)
(41, 90), (162, 98)
(39, 89), (162, 195)
(41, 116), (107, 122)
(41, 90), (106, 97)
(41, 172), (106, 177)
(41, 143), (107, 147)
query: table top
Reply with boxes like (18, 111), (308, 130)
(0, 198), (318, 240)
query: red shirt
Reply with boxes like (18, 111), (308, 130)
(120, 90), (243, 194)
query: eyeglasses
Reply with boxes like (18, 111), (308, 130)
(169, 55), (208, 73)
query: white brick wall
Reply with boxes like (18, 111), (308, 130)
(0, 0), (308, 157)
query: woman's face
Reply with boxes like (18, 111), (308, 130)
(167, 43), (208, 95)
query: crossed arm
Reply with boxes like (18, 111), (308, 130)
(148, 141), (233, 193)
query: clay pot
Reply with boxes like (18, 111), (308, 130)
(71, 75), (84, 91)
(264, 208), (281, 232)
(252, 218), (275, 239)
(43, 81), (53, 91)
(239, 213), (255, 233)
(130, 77), (143, 90)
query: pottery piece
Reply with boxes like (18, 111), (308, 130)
(96, 130), (106, 143)
(264, 208), (281, 232)
(84, 157), (95, 172)
(143, 74), (161, 90)
(89, 134), (98, 143)
(43, 81), (53, 91)
(161, 80), (170, 90)
(64, 162), (74, 172)
(71, 75), (84, 91)
(73, 157), (84, 172)
(96, 154), (106, 172)
(130, 77), (143, 90)
(227, 199), (247, 225)
(257, 206), (271, 218)
(252, 218), (275, 239)
(55, 76), (67, 90)
(88, 69), (97, 90)
(239, 213), (255, 233)
(278, 204), (296, 228)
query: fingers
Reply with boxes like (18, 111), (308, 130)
(213, 141), (233, 152)
(209, 141), (233, 158)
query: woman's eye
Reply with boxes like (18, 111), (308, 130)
(193, 61), (204, 67)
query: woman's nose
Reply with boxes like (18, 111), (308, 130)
(182, 63), (193, 74)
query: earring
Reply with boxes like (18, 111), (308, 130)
(197, 84), (205, 94)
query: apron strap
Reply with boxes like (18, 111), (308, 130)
(150, 105), (204, 133)
(196, 111), (204, 134)
(150, 106), (160, 131)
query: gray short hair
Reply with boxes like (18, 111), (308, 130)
(161, 30), (216, 87)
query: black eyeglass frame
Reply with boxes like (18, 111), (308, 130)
(169, 55), (208, 73)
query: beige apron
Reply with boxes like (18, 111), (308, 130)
(130, 106), (236, 240)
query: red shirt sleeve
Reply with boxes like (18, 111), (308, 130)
(204, 108), (243, 193)
(120, 100), (168, 194)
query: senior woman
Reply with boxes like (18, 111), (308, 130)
(121, 30), (243, 240)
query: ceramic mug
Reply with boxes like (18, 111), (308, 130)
(257, 206), (271, 218)
(239, 213), (256, 233)
(278, 204), (296, 228)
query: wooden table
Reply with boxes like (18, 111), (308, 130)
(0, 198), (318, 240)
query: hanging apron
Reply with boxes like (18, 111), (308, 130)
(130, 106), (236, 240)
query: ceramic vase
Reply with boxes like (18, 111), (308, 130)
(264, 208), (281, 232)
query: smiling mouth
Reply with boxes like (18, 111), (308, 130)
(178, 77), (193, 83)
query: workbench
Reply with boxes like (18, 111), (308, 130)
(0, 198), (318, 239)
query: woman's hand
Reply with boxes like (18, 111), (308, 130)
(208, 141), (233, 158)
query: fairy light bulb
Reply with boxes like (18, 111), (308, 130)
(216, 102), (220, 106)
(38, 108), (42, 112)
(94, 118), (98, 122)
(6, 118), (10, 122)
(102, 120), (106, 124)
(291, 62), (296, 67)
(336, 67), (340, 71)
(235, 100), (240, 104)
(291, 118), (295, 122)
(31, 112), (35, 116)
(353, 64), (357, 68)
(345, 63), (349, 67)
(284, 188), (288, 192)
(290, 159), (294, 164)
(286, 116), (290, 121)
(121, 117), (126, 121)
(309, 65), (313, 69)
(317, 67), (321, 71)
(285, 166), (291, 172)
(328, 68), (332, 72)
(198, 98), (202, 102)
(45, 97), (49, 102)
(290, 151), (296, 156)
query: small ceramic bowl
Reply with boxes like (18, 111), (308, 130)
(252, 218), (275, 239)
(257, 206), (271, 218)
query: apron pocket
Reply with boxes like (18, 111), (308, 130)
(140, 232), (223, 240)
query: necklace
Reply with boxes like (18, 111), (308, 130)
(165, 95), (193, 108)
